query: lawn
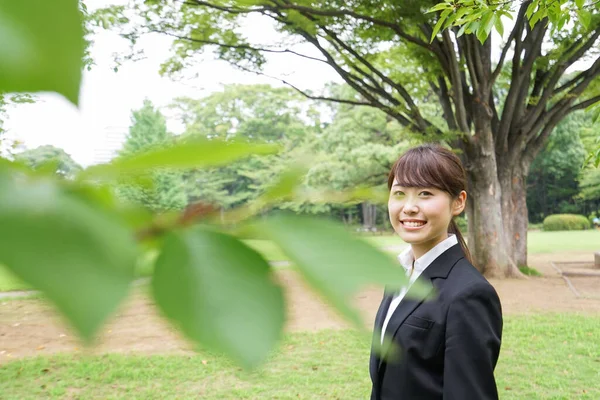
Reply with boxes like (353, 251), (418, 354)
(0, 314), (598, 399)
(1, 230), (598, 293)
(526, 229), (600, 254)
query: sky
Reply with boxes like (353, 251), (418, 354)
(4, 0), (341, 166)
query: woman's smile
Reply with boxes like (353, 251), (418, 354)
(401, 219), (427, 230)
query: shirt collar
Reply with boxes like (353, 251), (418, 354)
(397, 234), (458, 275)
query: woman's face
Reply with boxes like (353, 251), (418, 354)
(388, 179), (466, 259)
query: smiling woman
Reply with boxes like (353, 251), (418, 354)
(370, 144), (503, 400)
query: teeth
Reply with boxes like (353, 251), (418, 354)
(403, 221), (425, 227)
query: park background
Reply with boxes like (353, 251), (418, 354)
(1, 0), (600, 398)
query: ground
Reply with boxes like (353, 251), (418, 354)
(1, 252), (599, 364)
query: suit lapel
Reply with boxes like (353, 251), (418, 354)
(370, 289), (395, 381)
(375, 289), (395, 331)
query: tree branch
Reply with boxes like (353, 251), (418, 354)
(150, 29), (329, 64)
(497, 15), (546, 152)
(511, 21), (547, 124)
(184, 0), (268, 14)
(568, 94), (600, 113)
(522, 28), (600, 132)
(430, 76), (458, 130)
(442, 30), (470, 133)
(461, 35), (480, 93)
(525, 56), (600, 144)
(232, 63), (375, 107)
(495, 2), (528, 153)
(491, 3), (526, 83)
(319, 26), (432, 131)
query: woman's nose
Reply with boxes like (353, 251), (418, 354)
(403, 199), (419, 214)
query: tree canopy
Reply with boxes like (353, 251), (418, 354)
(14, 145), (82, 179)
(116, 99), (187, 212)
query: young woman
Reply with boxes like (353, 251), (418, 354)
(370, 144), (503, 400)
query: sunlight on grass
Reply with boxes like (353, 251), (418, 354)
(527, 230), (600, 254)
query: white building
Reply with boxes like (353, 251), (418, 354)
(92, 126), (127, 165)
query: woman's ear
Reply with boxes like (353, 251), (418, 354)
(452, 191), (467, 216)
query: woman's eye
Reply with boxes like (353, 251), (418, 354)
(393, 191), (404, 197)
(420, 191), (433, 196)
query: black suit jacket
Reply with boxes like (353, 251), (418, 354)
(370, 244), (503, 400)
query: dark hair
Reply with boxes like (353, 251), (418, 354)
(387, 144), (472, 263)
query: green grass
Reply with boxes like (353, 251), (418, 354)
(2, 230), (598, 293)
(527, 230), (600, 254)
(518, 265), (543, 277)
(0, 314), (598, 399)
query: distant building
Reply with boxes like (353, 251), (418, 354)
(92, 126), (127, 165)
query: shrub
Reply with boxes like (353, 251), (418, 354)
(542, 214), (591, 231)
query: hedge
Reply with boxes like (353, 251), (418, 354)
(542, 214), (591, 231)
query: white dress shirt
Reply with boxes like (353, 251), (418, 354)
(380, 234), (458, 344)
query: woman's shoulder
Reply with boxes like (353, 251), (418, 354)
(444, 258), (499, 300)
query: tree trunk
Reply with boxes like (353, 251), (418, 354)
(499, 162), (530, 268)
(361, 202), (376, 228)
(463, 138), (523, 278)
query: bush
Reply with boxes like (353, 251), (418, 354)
(542, 214), (591, 231)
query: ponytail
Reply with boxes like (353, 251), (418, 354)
(449, 219), (472, 264)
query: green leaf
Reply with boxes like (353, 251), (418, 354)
(81, 138), (280, 179)
(526, 1), (538, 19)
(152, 228), (285, 368)
(577, 10), (592, 30)
(427, 2), (452, 13)
(444, 11), (459, 30)
(529, 8), (546, 28)
(484, 12), (497, 35)
(0, 174), (136, 341)
(494, 15), (504, 37)
(0, 0), (84, 104)
(476, 25), (488, 44)
(259, 215), (430, 327)
(219, 164), (308, 224)
(575, 0), (585, 9)
(457, 23), (469, 37)
(261, 165), (307, 203)
(557, 13), (569, 31)
(476, 11), (495, 43)
(285, 10), (318, 36)
(466, 20), (480, 35)
(454, 6), (471, 21)
(430, 9), (452, 42)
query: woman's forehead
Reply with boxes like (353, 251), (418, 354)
(391, 181), (440, 190)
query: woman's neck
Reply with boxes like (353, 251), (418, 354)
(411, 233), (450, 260)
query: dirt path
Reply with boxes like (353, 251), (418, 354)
(1, 252), (599, 363)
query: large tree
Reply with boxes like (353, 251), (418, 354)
(171, 84), (319, 211)
(117, 99), (187, 212)
(299, 84), (412, 226)
(15, 145), (82, 179)
(106, 0), (600, 277)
